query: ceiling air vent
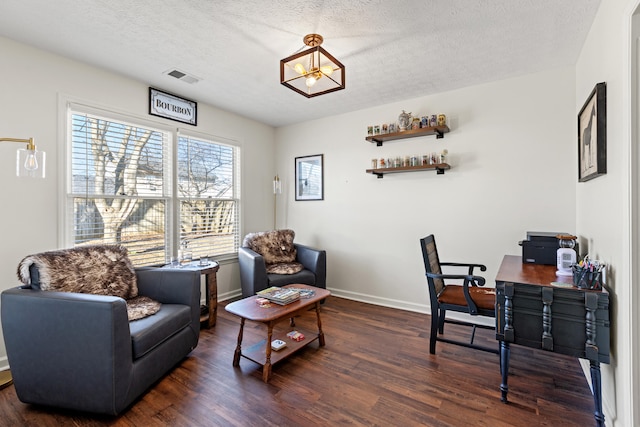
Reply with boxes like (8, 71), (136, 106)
(164, 69), (201, 84)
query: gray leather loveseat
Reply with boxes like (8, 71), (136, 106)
(1, 246), (201, 415)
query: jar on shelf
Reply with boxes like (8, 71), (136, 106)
(440, 149), (448, 164)
(398, 110), (412, 131)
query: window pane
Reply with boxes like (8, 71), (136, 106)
(71, 114), (166, 197)
(180, 199), (238, 259)
(178, 135), (239, 259)
(177, 136), (234, 198)
(70, 112), (169, 266)
(73, 197), (166, 266)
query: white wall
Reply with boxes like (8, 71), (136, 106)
(575, 0), (639, 425)
(0, 36), (276, 367)
(276, 67), (577, 311)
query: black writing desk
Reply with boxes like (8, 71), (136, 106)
(495, 255), (610, 427)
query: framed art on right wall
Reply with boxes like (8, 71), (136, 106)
(578, 82), (607, 182)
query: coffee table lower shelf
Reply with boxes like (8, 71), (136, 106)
(239, 327), (319, 366)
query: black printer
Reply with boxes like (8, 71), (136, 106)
(519, 231), (578, 265)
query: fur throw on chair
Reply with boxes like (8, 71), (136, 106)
(17, 245), (160, 321)
(242, 229), (304, 274)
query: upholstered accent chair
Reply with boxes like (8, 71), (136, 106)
(238, 229), (326, 297)
(419, 234), (498, 354)
(1, 245), (202, 415)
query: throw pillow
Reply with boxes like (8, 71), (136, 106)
(243, 229), (298, 265)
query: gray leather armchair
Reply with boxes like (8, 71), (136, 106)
(1, 267), (201, 415)
(239, 236), (326, 298)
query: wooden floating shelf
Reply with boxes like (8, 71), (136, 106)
(365, 125), (450, 146)
(366, 163), (451, 178)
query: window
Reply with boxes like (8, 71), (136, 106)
(66, 105), (240, 266)
(177, 135), (239, 260)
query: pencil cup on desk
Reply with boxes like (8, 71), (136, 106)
(572, 264), (602, 290)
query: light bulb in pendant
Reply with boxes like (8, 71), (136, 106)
(320, 65), (333, 76)
(24, 150), (38, 171)
(305, 76), (317, 87)
(294, 63), (306, 74)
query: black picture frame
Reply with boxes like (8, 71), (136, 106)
(578, 82), (606, 182)
(295, 154), (324, 201)
(149, 87), (197, 126)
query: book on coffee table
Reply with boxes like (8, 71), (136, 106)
(256, 287), (300, 305)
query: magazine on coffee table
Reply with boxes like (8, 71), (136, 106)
(256, 287), (300, 305)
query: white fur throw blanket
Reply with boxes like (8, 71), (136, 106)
(17, 245), (160, 321)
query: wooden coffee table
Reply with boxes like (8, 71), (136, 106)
(225, 284), (330, 382)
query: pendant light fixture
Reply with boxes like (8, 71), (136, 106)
(280, 34), (345, 98)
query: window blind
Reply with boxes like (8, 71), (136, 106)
(177, 134), (239, 260)
(69, 112), (169, 265)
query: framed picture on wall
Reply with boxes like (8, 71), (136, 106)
(295, 154), (324, 201)
(578, 82), (606, 182)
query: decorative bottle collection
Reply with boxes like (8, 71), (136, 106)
(371, 149), (447, 170)
(366, 110), (451, 177)
(367, 111), (446, 136)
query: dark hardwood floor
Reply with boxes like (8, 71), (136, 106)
(0, 296), (596, 426)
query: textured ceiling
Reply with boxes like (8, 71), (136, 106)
(0, 0), (601, 128)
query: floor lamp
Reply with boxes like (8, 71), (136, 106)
(273, 175), (281, 229)
(0, 136), (45, 389)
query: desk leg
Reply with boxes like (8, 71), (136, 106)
(315, 302), (325, 347)
(590, 361), (605, 427)
(263, 322), (274, 382)
(233, 318), (245, 367)
(500, 340), (510, 403)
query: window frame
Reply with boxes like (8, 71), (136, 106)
(63, 101), (241, 266)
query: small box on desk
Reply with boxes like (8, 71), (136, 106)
(519, 231), (578, 265)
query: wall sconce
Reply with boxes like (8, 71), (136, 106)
(0, 137), (46, 178)
(273, 175), (282, 230)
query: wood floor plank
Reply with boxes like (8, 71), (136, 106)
(0, 296), (598, 426)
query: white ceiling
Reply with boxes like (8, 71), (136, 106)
(0, 0), (601, 128)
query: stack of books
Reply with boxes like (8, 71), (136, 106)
(256, 287), (300, 305)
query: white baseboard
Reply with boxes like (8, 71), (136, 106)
(327, 286), (494, 327)
(328, 287), (429, 314)
(0, 356), (9, 372)
(218, 289), (242, 302)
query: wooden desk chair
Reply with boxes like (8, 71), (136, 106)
(419, 234), (498, 354)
